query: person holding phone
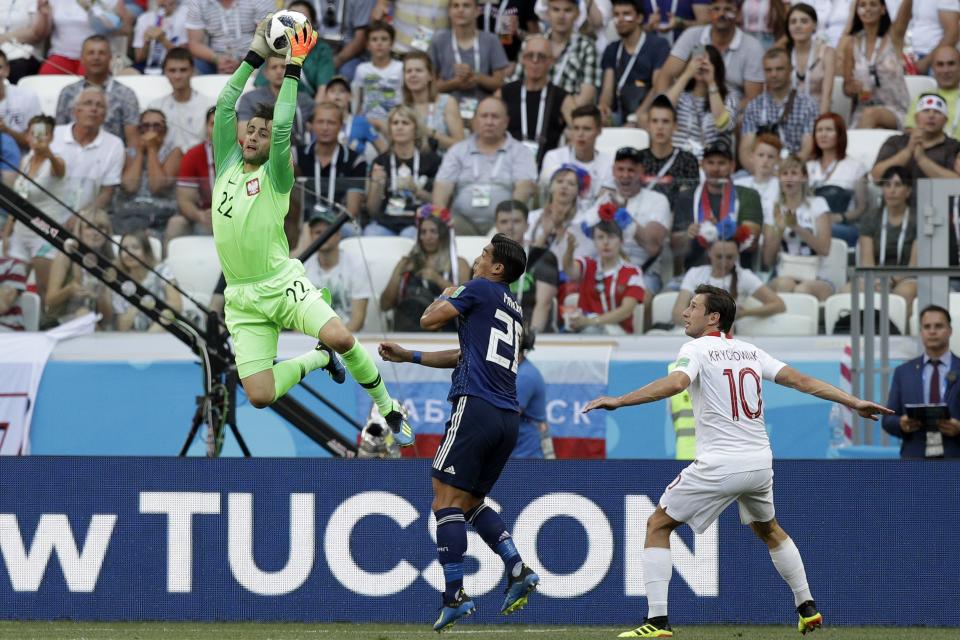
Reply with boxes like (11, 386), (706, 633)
(2, 115), (66, 302)
(882, 304), (960, 458)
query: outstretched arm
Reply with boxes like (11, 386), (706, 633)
(583, 371), (691, 413)
(213, 14), (275, 173)
(379, 342), (461, 369)
(775, 366), (893, 420)
(269, 23), (318, 194)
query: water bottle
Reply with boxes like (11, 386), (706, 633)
(826, 404), (847, 458)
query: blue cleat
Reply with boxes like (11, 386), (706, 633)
(385, 399), (415, 447)
(315, 342), (345, 384)
(501, 563), (539, 614)
(433, 589), (476, 632)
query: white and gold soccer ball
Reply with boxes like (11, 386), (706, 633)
(267, 10), (311, 55)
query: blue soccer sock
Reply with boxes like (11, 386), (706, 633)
(466, 502), (522, 577)
(435, 508), (468, 603)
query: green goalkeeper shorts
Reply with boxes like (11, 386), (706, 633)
(224, 259), (338, 379)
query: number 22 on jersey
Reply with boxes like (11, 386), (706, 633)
(486, 308), (523, 373)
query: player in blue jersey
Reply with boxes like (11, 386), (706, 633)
(379, 234), (540, 632)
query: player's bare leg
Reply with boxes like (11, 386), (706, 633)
(318, 316), (414, 446)
(241, 342), (340, 409)
(751, 519), (822, 635)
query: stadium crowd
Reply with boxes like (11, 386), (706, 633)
(1, 0), (960, 336)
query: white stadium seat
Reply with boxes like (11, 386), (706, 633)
(829, 76), (852, 122)
(845, 129), (898, 176)
(340, 236), (414, 333)
(648, 290), (678, 330)
(454, 235), (489, 265)
(115, 76), (172, 109)
(18, 73), (247, 119)
(736, 313), (817, 336)
(822, 238), (851, 293)
(824, 292), (907, 335)
(164, 236), (220, 308)
(19, 75), (76, 116)
(19, 291), (40, 331)
(596, 127), (649, 156)
(904, 75), (937, 103)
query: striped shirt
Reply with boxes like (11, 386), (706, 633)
(185, 0), (275, 59)
(673, 91), (739, 159)
(741, 90), (819, 156)
(54, 78), (140, 145)
(510, 30), (601, 95)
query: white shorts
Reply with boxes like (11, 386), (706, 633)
(659, 464), (775, 534)
(7, 230), (54, 262)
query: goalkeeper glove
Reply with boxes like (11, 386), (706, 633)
(285, 22), (318, 67)
(248, 14), (275, 61)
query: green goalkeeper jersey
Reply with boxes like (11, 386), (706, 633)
(211, 60), (298, 285)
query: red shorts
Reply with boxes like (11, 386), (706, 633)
(39, 55), (84, 76)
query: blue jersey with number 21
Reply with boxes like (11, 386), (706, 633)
(447, 278), (523, 412)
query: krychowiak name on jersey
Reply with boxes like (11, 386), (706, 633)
(671, 332), (788, 476)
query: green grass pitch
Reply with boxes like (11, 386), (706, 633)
(0, 623), (955, 640)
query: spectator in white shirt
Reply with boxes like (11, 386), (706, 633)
(579, 145), (672, 293)
(303, 208), (372, 333)
(353, 20), (404, 133)
(133, 0), (189, 74)
(806, 112), (868, 247)
(894, 0), (959, 75)
(671, 236), (785, 326)
(148, 47), (215, 152)
(0, 0), (48, 82)
(734, 132), (781, 227)
(539, 103), (614, 210)
(50, 85), (124, 212)
(0, 49), (41, 150)
(764, 154), (834, 301)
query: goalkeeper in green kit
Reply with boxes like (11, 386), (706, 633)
(211, 18), (415, 447)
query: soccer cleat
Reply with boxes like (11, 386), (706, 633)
(618, 618), (674, 638)
(315, 342), (345, 384)
(432, 588), (476, 633)
(797, 600), (823, 635)
(501, 563), (539, 615)
(384, 399), (415, 447)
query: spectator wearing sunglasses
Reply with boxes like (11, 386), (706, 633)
(114, 108), (183, 234)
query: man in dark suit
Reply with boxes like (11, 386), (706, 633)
(883, 304), (960, 458)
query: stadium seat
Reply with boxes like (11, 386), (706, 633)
(340, 236), (414, 333)
(829, 76), (852, 122)
(648, 290), (678, 330)
(824, 292), (907, 335)
(596, 127), (649, 156)
(778, 291), (821, 321)
(454, 235), (489, 265)
(19, 75), (76, 116)
(736, 312), (817, 336)
(116, 76), (175, 110)
(191, 74), (255, 100)
(845, 129), (898, 175)
(19, 291), (40, 331)
(165, 236), (220, 307)
(904, 75), (937, 103)
(822, 238), (850, 293)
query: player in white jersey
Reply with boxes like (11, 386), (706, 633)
(584, 284), (892, 639)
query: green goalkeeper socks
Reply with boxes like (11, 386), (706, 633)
(272, 348), (330, 402)
(341, 339), (393, 416)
